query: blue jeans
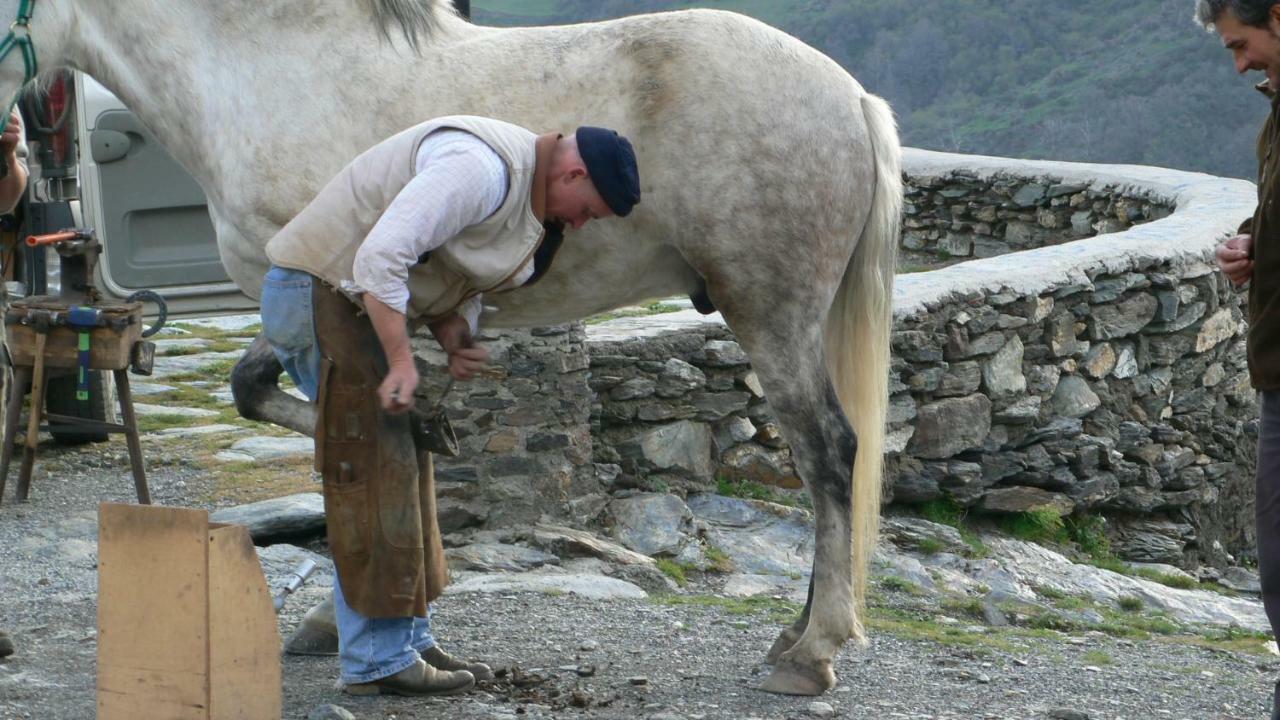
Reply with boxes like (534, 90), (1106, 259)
(260, 265), (437, 683)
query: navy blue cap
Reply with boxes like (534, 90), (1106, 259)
(575, 126), (640, 217)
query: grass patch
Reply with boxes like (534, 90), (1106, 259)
(1086, 555), (1204, 591)
(1140, 571), (1199, 590)
(959, 528), (990, 558)
(1033, 584), (1067, 600)
(703, 544), (735, 573)
(715, 474), (805, 509)
(998, 508), (1067, 543)
(653, 594), (800, 624)
(1062, 516), (1203, 591)
(200, 454), (318, 504)
(1104, 564), (1201, 590)
(866, 606), (1017, 653)
(645, 477), (671, 494)
(1083, 554), (1131, 576)
(135, 414), (205, 433)
(1066, 515), (1110, 558)
(911, 499), (989, 558)
(870, 592), (1269, 658)
(197, 357), (241, 379)
(168, 322), (261, 341)
(879, 576), (926, 596)
(940, 596), (985, 621)
(1117, 596), (1144, 612)
(1181, 625), (1274, 656)
(656, 558), (689, 587)
(1096, 608), (1182, 638)
(919, 497), (965, 526)
(146, 383), (226, 409)
(1050, 595), (1088, 611)
(585, 301), (685, 325)
(1026, 611), (1081, 632)
(207, 340), (250, 353)
(1082, 650), (1113, 666)
(995, 597), (1184, 641)
(1027, 586), (1087, 611)
(916, 537), (948, 555)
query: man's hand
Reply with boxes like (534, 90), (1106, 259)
(429, 313), (490, 381)
(363, 293), (418, 415)
(1216, 233), (1254, 287)
(377, 359), (419, 415)
(1, 110), (20, 159)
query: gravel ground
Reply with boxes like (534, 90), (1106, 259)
(0, 440), (1277, 720)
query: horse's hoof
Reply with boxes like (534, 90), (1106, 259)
(758, 658), (834, 696)
(764, 627), (803, 665)
(283, 597), (338, 656)
(283, 623), (339, 655)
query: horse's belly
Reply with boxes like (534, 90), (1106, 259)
(481, 241), (696, 328)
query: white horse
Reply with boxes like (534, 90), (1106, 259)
(4, 0), (901, 695)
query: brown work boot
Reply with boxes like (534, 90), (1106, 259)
(0, 630), (12, 659)
(423, 644), (494, 682)
(342, 658), (474, 697)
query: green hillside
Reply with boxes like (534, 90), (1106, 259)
(471, 0), (1266, 180)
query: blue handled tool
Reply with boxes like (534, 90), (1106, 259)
(67, 306), (102, 403)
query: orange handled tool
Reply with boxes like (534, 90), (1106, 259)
(25, 231), (82, 247)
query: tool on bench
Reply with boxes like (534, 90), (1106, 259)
(67, 305), (100, 402)
(0, 228), (168, 505)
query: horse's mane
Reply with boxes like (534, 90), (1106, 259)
(367, 0), (451, 51)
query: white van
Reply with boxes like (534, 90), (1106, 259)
(13, 71), (256, 440)
(70, 73), (254, 314)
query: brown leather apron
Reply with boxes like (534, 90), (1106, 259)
(312, 283), (449, 619)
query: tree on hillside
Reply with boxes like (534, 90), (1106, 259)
(474, 0), (1269, 179)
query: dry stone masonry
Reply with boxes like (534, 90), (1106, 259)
(901, 170), (1172, 271)
(428, 148), (1259, 573)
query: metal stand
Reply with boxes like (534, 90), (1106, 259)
(0, 229), (157, 506)
(0, 339), (149, 505)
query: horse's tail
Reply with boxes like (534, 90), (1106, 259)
(826, 91), (901, 641)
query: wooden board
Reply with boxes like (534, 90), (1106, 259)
(97, 505), (282, 720)
(98, 503), (210, 720)
(208, 525), (282, 719)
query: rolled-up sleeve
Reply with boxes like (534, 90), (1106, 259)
(352, 130), (509, 313)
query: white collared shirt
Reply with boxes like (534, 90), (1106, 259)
(350, 129), (527, 331)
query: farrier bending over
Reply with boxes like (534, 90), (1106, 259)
(259, 115), (639, 697)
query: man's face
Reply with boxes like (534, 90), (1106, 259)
(546, 170), (614, 230)
(1217, 9), (1280, 87)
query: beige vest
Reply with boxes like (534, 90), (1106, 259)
(265, 115), (549, 322)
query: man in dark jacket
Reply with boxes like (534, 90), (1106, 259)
(1198, 1), (1280, 717)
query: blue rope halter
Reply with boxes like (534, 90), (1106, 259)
(0, 0), (38, 119)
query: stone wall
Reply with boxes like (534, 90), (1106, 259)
(421, 325), (601, 532)
(429, 148), (1260, 571)
(901, 173), (1172, 271)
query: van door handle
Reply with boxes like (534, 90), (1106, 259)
(90, 129), (131, 163)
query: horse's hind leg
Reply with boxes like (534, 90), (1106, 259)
(714, 300), (859, 695)
(762, 373), (858, 695)
(230, 333), (316, 435)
